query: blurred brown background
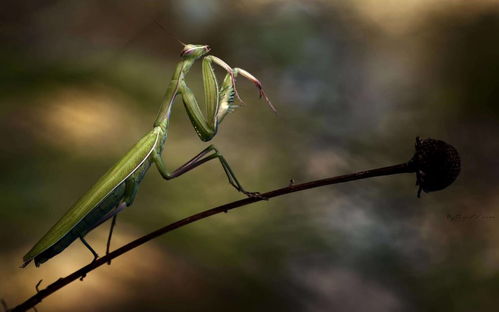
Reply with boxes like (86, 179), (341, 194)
(1, 0), (499, 311)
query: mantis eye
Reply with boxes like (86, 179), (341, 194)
(180, 44), (210, 58)
(180, 45), (194, 57)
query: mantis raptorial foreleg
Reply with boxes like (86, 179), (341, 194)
(178, 55), (274, 142)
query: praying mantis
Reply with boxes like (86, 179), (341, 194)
(22, 43), (275, 267)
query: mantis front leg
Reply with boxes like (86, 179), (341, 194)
(179, 55), (274, 142)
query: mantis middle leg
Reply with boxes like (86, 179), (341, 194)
(153, 144), (259, 197)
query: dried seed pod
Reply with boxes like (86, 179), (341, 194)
(411, 137), (461, 197)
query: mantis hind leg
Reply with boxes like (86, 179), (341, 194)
(153, 144), (260, 197)
(105, 178), (139, 264)
(105, 214), (118, 264)
(79, 236), (98, 261)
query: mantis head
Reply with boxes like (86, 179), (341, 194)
(180, 44), (211, 59)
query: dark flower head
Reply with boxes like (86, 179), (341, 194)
(411, 137), (460, 197)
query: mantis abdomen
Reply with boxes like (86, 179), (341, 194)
(23, 128), (160, 267)
(32, 183), (127, 265)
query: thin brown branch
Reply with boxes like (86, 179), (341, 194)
(8, 162), (414, 312)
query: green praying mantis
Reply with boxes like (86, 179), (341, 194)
(22, 43), (275, 267)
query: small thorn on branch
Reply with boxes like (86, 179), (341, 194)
(35, 280), (42, 293)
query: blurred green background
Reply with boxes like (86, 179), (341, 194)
(1, 0), (499, 311)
